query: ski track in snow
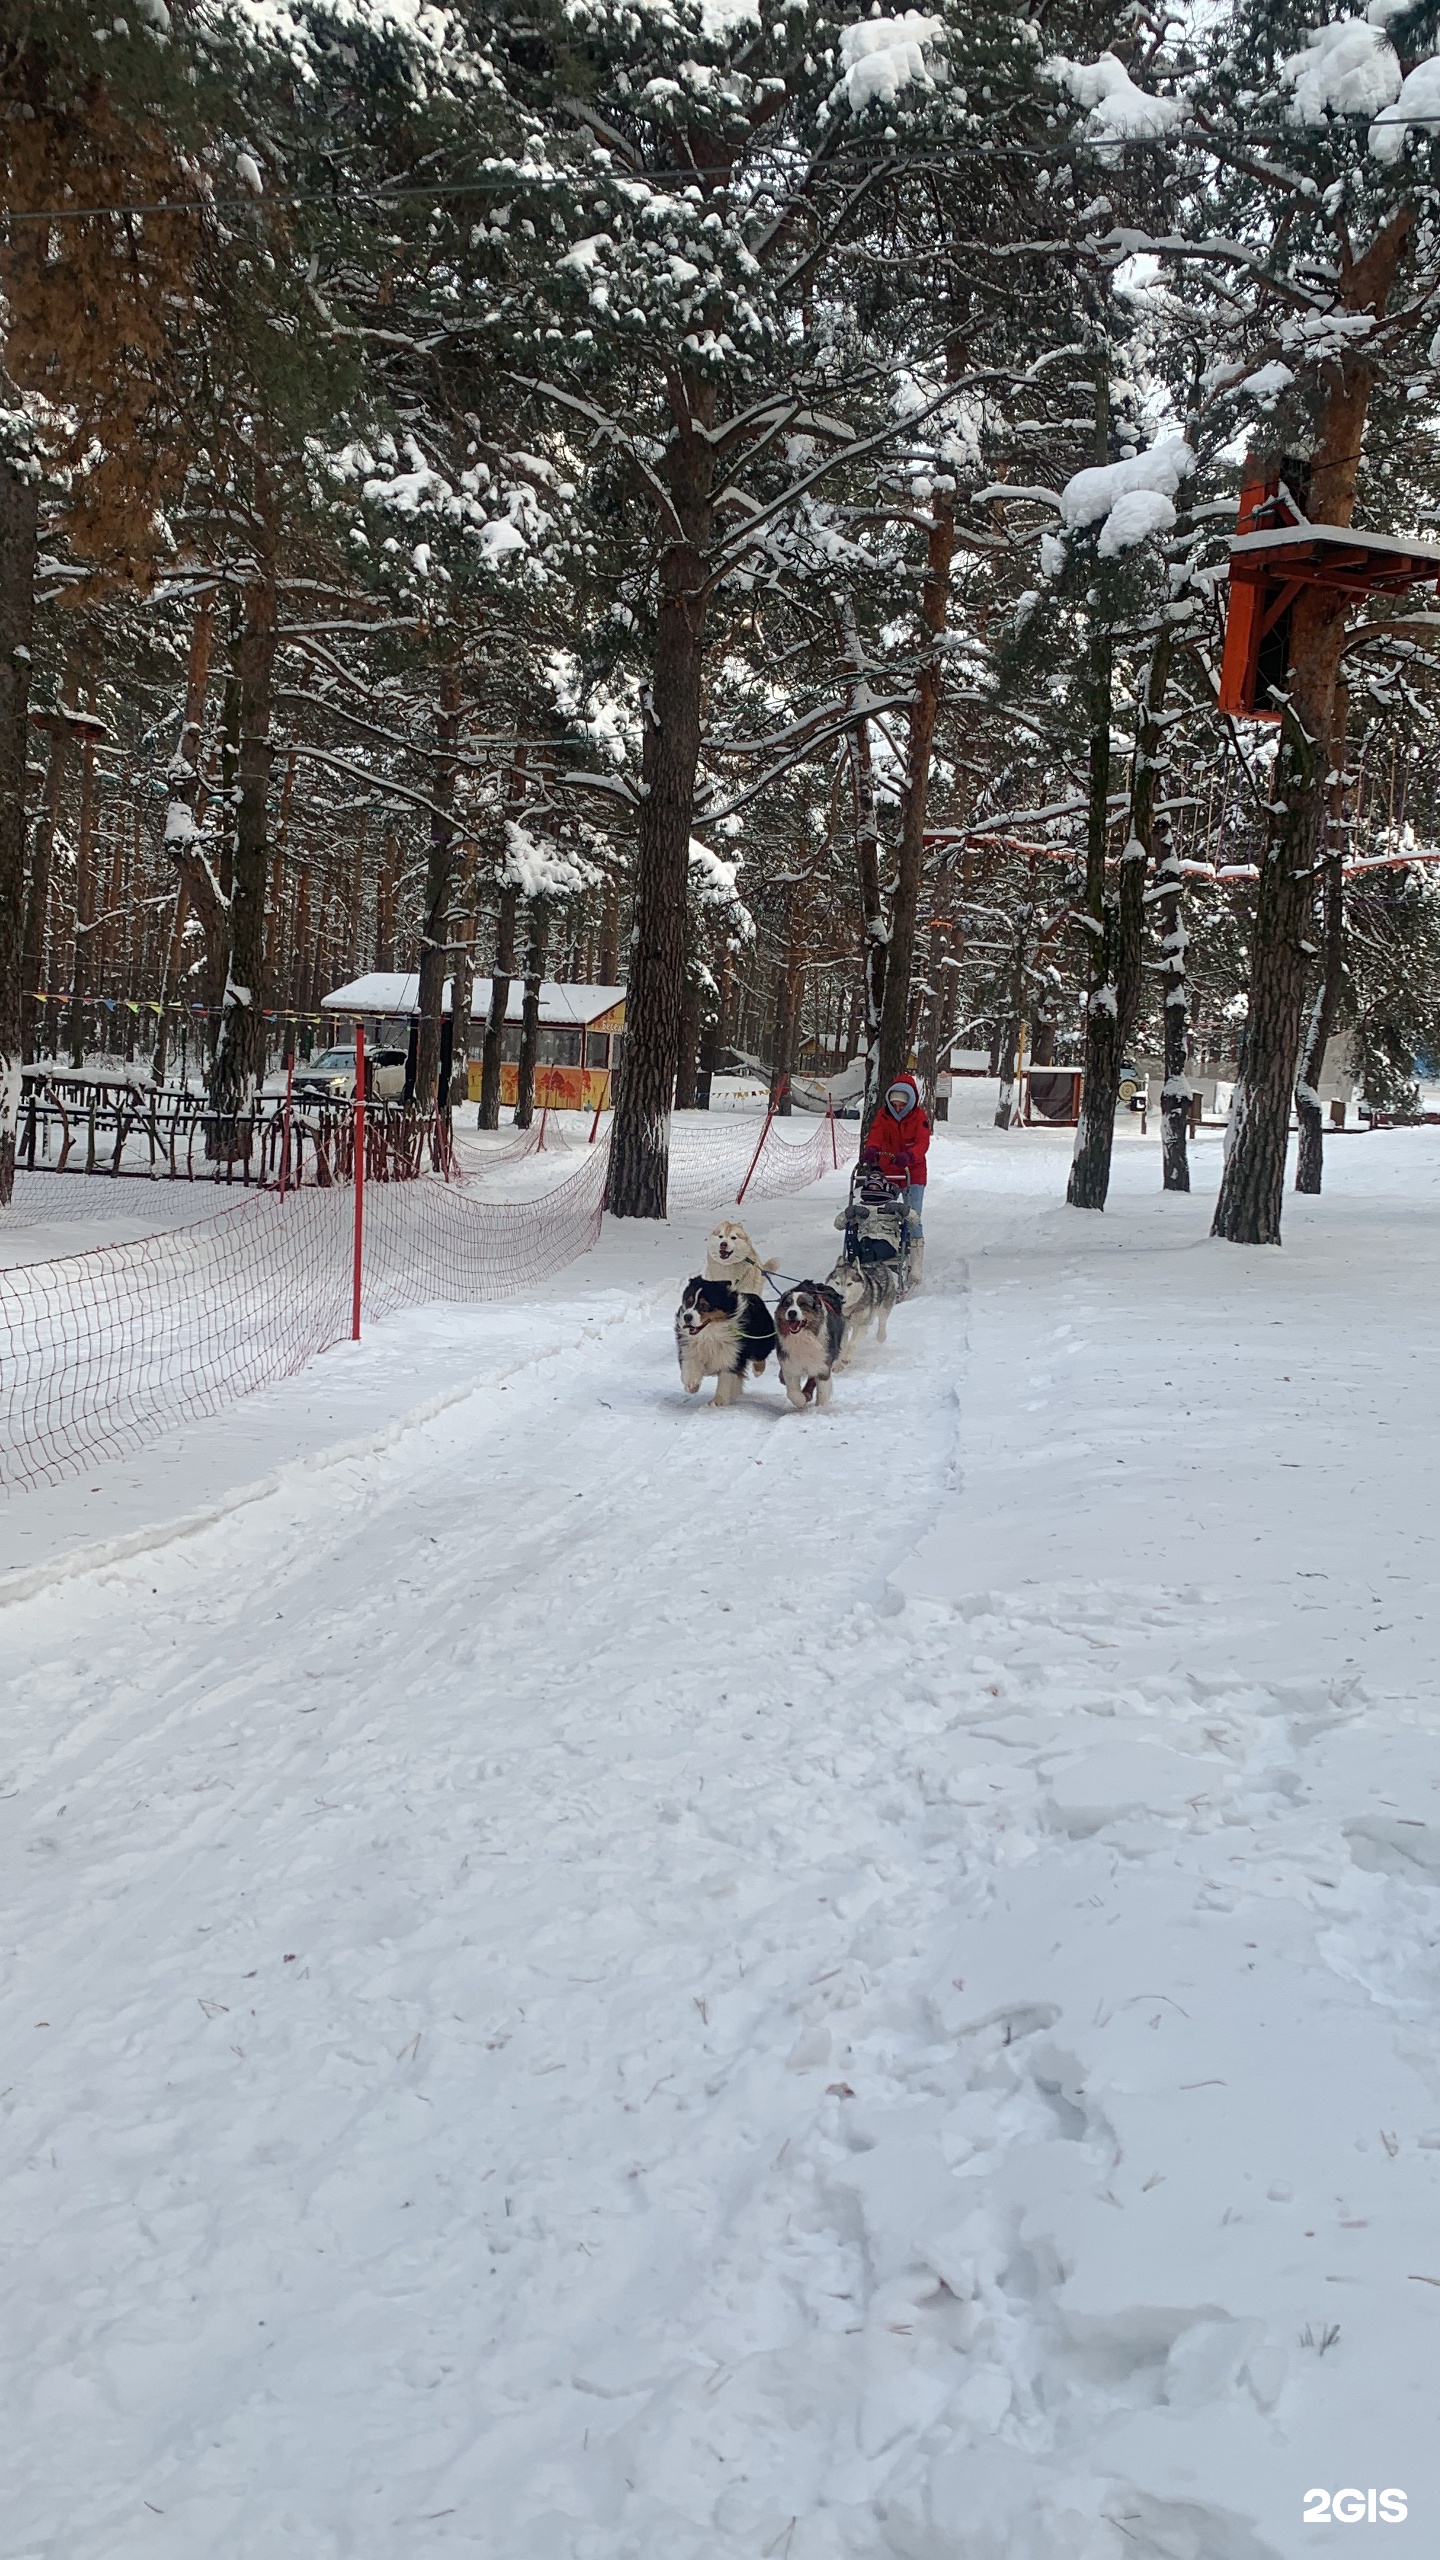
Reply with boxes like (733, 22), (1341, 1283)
(3, 1135), (1440, 2556)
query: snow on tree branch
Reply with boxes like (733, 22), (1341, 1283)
(502, 822), (601, 901)
(1043, 52), (1182, 160)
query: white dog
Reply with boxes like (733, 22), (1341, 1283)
(704, 1219), (776, 1302)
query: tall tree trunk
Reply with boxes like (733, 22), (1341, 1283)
(156, 599), (219, 1084)
(675, 968), (702, 1111)
(919, 915), (953, 1107)
(1066, 620), (1122, 1208)
(1155, 817), (1190, 1193)
(1125, 609), (1189, 1193)
(289, 861), (311, 1058)
(480, 745), (527, 1129)
(0, 459), (38, 1204)
(449, 853), (475, 1113)
(875, 492), (955, 1114)
(152, 883), (188, 1087)
(768, 878), (798, 1113)
(21, 654), (79, 1066)
(695, 946), (728, 1110)
(994, 900), (1030, 1130)
(414, 662), (460, 1118)
(209, 504), (278, 1142)
(513, 898), (548, 1130)
(836, 592), (887, 1108)
(1214, 214), (1408, 1245)
(480, 884), (518, 1129)
(597, 868), (620, 984)
(1295, 681), (1348, 1195)
(375, 823), (400, 969)
(607, 381), (714, 1218)
(67, 718), (100, 1070)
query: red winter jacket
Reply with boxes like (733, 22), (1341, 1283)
(866, 1076), (930, 1187)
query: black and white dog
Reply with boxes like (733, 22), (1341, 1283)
(774, 1281), (845, 1409)
(675, 1276), (778, 1406)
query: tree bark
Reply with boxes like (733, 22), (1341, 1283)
(1295, 682), (1348, 1194)
(67, 719), (100, 1070)
(152, 882), (189, 1088)
(875, 490), (955, 1115)
(208, 501), (278, 1144)
(1213, 214), (1409, 1245)
(675, 977), (701, 1112)
(1127, 612), (1190, 1193)
(512, 898), (548, 1130)
(480, 884), (518, 1129)
(597, 869), (620, 984)
(768, 878), (800, 1113)
(695, 945), (728, 1109)
(374, 824), (400, 970)
(449, 878), (474, 1114)
(414, 662), (460, 1119)
(157, 596), (219, 1085)
(607, 376), (714, 1218)
(993, 897), (1030, 1130)
(1066, 624), (1122, 1207)
(21, 654), (78, 1066)
(0, 457), (38, 1205)
(835, 593), (887, 1111)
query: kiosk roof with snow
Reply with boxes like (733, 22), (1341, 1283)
(1218, 472), (1440, 720)
(322, 973), (625, 1030)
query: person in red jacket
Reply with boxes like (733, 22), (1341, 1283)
(862, 1072), (930, 1280)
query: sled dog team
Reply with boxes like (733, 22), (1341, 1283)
(674, 1074), (930, 1414)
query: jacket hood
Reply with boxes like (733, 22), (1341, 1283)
(885, 1075), (921, 1114)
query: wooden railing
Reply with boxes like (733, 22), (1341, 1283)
(17, 1071), (456, 1186)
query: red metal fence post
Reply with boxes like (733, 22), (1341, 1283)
(352, 1021), (366, 1342)
(737, 1082), (783, 1206)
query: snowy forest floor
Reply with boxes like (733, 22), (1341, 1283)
(4, 1120), (1440, 2557)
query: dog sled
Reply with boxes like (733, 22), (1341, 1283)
(837, 1163), (914, 1297)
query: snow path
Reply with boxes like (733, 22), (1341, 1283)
(4, 1136), (1440, 2555)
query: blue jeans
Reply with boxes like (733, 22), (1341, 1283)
(906, 1183), (924, 1236)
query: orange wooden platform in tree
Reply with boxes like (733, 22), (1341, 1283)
(1217, 471), (1440, 720)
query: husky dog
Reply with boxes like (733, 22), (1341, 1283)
(704, 1219), (777, 1301)
(675, 1276), (778, 1406)
(774, 1282), (846, 1409)
(826, 1252), (904, 1363)
(828, 1176), (908, 1360)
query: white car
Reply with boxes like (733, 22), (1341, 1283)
(290, 1045), (408, 1105)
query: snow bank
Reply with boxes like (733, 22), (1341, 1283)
(9, 1135), (1440, 2553)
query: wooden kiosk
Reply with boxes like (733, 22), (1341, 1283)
(1218, 472), (1440, 718)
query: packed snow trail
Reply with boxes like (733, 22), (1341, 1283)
(4, 1135), (1440, 2557)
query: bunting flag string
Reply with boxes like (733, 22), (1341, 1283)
(26, 991), (339, 1026)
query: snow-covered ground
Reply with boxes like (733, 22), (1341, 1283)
(3, 1119), (1440, 2557)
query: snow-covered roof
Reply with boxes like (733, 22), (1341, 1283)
(1230, 523), (1440, 571)
(322, 973), (625, 1027)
